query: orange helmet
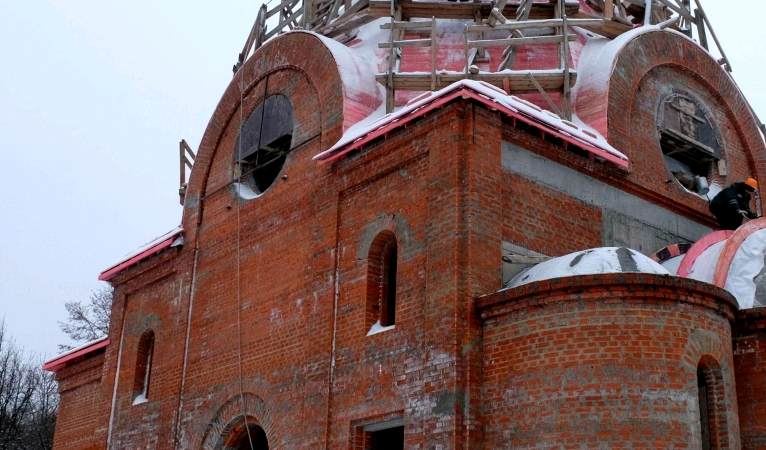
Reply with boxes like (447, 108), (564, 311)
(745, 178), (759, 190)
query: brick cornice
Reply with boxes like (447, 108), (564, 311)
(477, 273), (738, 322)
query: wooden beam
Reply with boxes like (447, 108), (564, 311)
(374, 70), (577, 93)
(692, 0), (731, 72)
(468, 34), (575, 48)
(570, 11), (632, 39)
(314, 0), (370, 35)
(526, 72), (564, 119)
(369, 0), (580, 21)
(559, 0), (571, 119)
(379, 38), (433, 48)
(466, 18), (603, 32)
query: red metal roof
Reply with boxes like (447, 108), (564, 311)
(98, 227), (183, 281)
(43, 337), (109, 373)
(315, 79), (628, 168)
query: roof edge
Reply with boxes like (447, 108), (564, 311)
(314, 80), (629, 169)
(43, 337), (109, 373)
(98, 227), (183, 282)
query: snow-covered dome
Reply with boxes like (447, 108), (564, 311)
(507, 247), (670, 289)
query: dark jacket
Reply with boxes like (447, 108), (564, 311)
(710, 182), (756, 229)
(710, 182), (754, 215)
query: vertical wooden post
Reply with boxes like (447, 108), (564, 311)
(695, 9), (708, 50)
(559, 0), (571, 119)
(431, 17), (436, 91)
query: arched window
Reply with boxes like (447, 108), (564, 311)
(235, 94), (294, 195)
(133, 329), (155, 405)
(367, 231), (398, 332)
(221, 419), (269, 450)
(697, 356), (729, 449)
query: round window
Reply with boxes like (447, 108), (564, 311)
(235, 94), (294, 195)
(657, 94), (722, 196)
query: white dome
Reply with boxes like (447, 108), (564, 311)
(507, 247), (670, 289)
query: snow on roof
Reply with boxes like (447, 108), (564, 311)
(310, 29), (386, 130)
(98, 226), (183, 281)
(573, 24), (719, 135)
(42, 336), (109, 372)
(314, 79), (628, 167)
(506, 247), (669, 289)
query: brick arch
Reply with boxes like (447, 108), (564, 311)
(605, 31), (764, 183)
(697, 354), (732, 449)
(182, 32), (352, 236)
(356, 213), (412, 261)
(366, 230), (398, 328)
(199, 392), (277, 450)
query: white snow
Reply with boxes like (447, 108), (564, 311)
(506, 247), (669, 289)
(574, 24), (664, 96)
(724, 228), (766, 309)
(315, 78), (627, 163)
(232, 182), (262, 200)
(44, 336), (108, 364)
(132, 394), (148, 406)
(102, 226), (183, 273)
(366, 320), (395, 336)
(310, 30), (386, 127)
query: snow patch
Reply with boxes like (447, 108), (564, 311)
(366, 320), (395, 336)
(316, 79), (626, 164)
(232, 182), (262, 200)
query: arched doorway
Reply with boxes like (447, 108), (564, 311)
(221, 418), (269, 450)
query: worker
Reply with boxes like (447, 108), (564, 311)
(709, 178), (759, 230)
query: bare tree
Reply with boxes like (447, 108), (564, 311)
(58, 286), (113, 352)
(0, 322), (37, 450)
(18, 368), (57, 450)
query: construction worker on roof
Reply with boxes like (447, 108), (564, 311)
(709, 178), (759, 230)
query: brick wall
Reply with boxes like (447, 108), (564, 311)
(478, 274), (740, 449)
(50, 25), (766, 450)
(577, 30), (765, 225)
(53, 354), (106, 450)
(733, 308), (766, 449)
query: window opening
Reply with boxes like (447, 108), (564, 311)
(697, 356), (728, 449)
(370, 426), (404, 450)
(383, 243), (397, 327)
(236, 94), (294, 195)
(366, 231), (399, 334)
(219, 420), (269, 450)
(133, 330), (155, 405)
(698, 367), (711, 450)
(658, 94), (721, 195)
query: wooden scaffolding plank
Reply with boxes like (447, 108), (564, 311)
(374, 71), (577, 94)
(570, 11), (632, 39)
(369, 0), (580, 21)
(314, 0), (371, 35)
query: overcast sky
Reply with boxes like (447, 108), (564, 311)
(1, 1), (764, 359)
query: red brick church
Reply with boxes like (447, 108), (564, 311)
(44, 0), (766, 448)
